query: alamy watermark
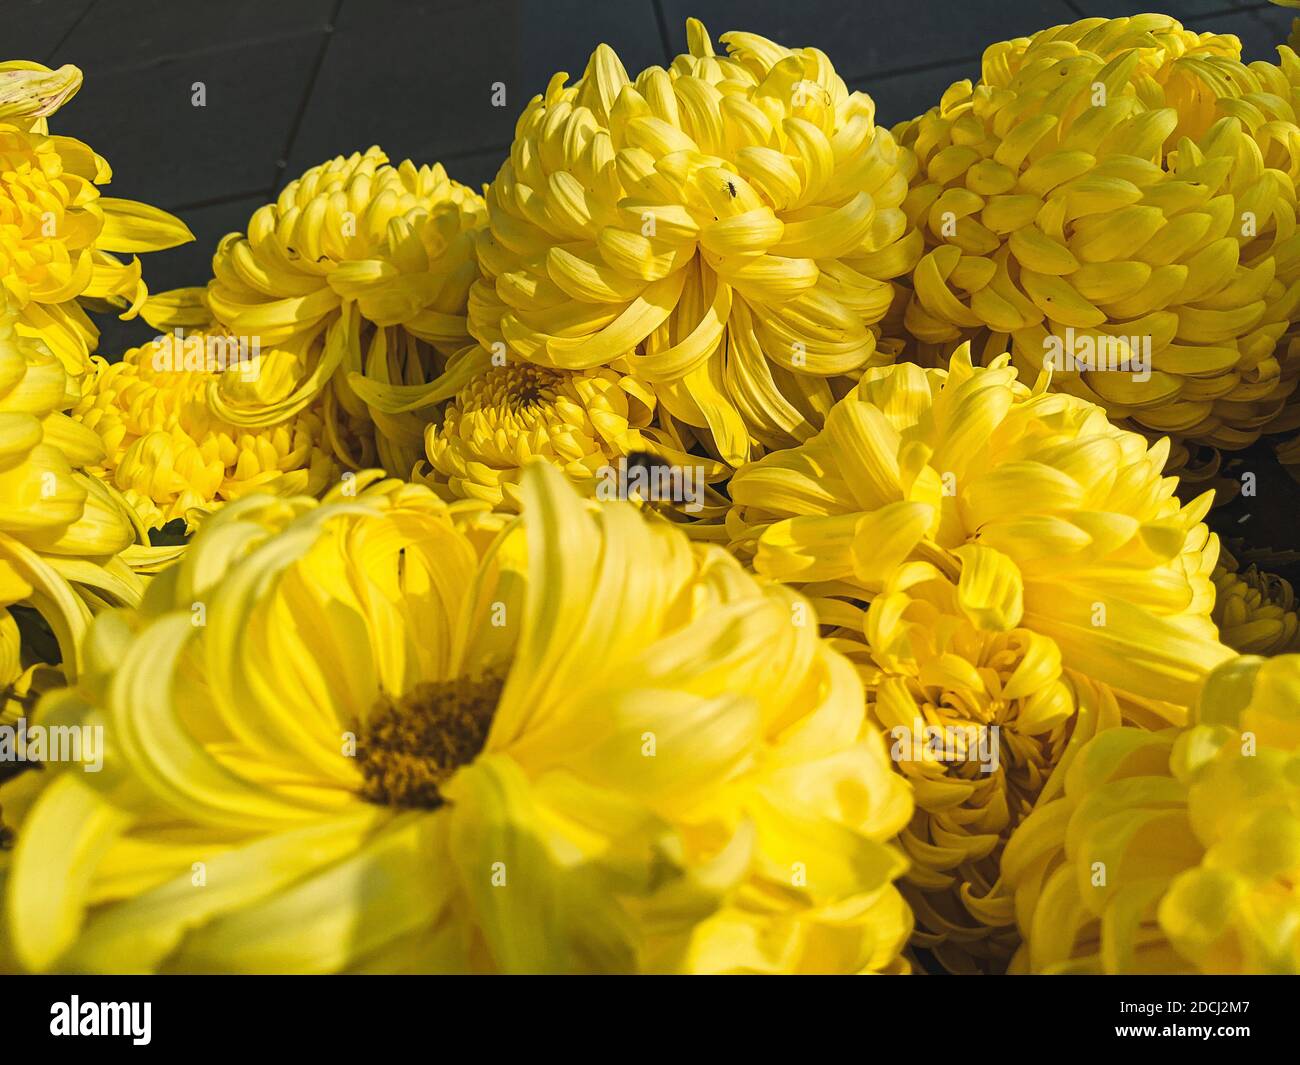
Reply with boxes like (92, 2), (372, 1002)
(1043, 327), (1151, 382)
(151, 328), (260, 381)
(0, 717), (103, 772)
(889, 721), (1001, 774)
(50, 997), (150, 1045)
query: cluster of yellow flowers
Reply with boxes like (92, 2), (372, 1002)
(0, 63), (187, 736)
(2, 14), (1300, 975)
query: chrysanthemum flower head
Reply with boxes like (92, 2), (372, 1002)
(1212, 546), (1300, 654)
(895, 14), (1300, 456)
(419, 361), (650, 509)
(730, 343), (1232, 710)
(864, 560), (1121, 971)
(72, 330), (342, 531)
(0, 62), (193, 373)
(1232, 44), (1300, 446)
(416, 358), (727, 521)
(1004, 652), (1300, 974)
(0, 301), (136, 560)
(1, 465), (914, 974)
(470, 18), (922, 466)
(148, 148), (487, 476)
(0, 293), (146, 705)
(727, 343), (1232, 966)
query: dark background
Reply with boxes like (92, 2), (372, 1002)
(9, 0), (1296, 562)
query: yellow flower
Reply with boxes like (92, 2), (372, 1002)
(0, 62), (192, 374)
(0, 305), (140, 581)
(894, 15), (1300, 456)
(72, 331), (342, 531)
(147, 148), (487, 477)
(1004, 653), (1300, 974)
(470, 18), (922, 467)
(0, 294), (147, 734)
(730, 344), (1232, 712)
(1212, 547), (1300, 654)
(727, 344), (1233, 966)
(865, 563), (1120, 971)
(420, 361), (648, 507)
(1, 465), (913, 974)
(0, 62), (81, 126)
(417, 358), (727, 522)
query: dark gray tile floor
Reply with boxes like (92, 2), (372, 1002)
(8, 0), (1288, 351)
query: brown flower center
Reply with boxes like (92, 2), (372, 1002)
(356, 672), (503, 809)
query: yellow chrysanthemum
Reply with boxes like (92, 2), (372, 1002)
(420, 361), (648, 506)
(416, 359), (728, 523)
(470, 18), (922, 467)
(726, 345), (1233, 965)
(1214, 44), (1300, 447)
(1212, 546), (1300, 654)
(0, 294), (147, 710)
(1, 464), (914, 974)
(0, 62), (192, 374)
(72, 331), (342, 531)
(730, 344), (1233, 711)
(1004, 653), (1300, 974)
(894, 15), (1300, 455)
(864, 562), (1122, 971)
(147, 148), (487, 476)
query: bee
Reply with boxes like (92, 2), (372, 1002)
(624, 449), (669, 475)
(623, 449), (673, 513)
(724, 180), (737, 198)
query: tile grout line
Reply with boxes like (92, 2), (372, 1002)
(59, 27), (340, 77)
(44, 0), (100, 65)
(162, 188), (273, 216)
(271, 0), (348, 194)
(847, 53), (983, 88)
(441, 142), (511, 162)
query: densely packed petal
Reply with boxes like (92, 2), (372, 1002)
(894, 15), (1300, 464)
(470, 18), (922, 466)
(415, 359), (729, 523)
(0, 464), (913, 974)
(73, 330), (344, 531)
(0, 62), (192, 374)
(1211, 546), (1300, 653)
(147, 148), (487, 476)
(727, 344), (1233, 968)
(0, 295), (146, 718)
(1004, 652), (1300, 973)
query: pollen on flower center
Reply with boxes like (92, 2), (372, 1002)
(466, 363), (558, 415)
(356, 672), (504, 809)
(421, 360), (655, 510)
